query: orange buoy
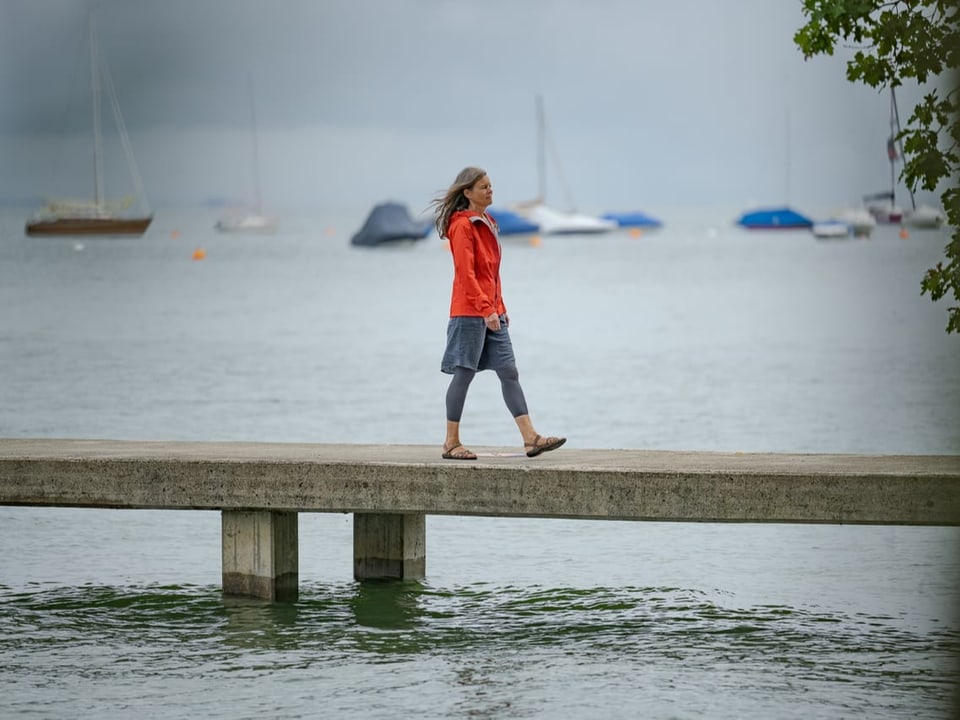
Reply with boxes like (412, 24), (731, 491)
(192, 248), (206, 260)
(899, 227), (909, 240)
(530, 235), (542, 247)
(629, 227), (642, 239)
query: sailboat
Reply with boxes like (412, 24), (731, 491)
(864, 87), (908, 224)
(216, 74), (277, 234)
(863, 87), (943, 228)
(25, 16), (152, 237)
(736, 104), (813, 230)
(512, 95), (617, 235)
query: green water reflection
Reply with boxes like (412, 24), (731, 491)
(0, 580), (957, 717)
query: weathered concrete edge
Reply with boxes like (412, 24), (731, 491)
(2, 457), (959, 525)
(2, 439), (959, 475)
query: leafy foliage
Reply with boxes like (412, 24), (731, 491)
(795, 0), (959, 333)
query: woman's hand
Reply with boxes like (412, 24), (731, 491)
(484, 312), (501, 331)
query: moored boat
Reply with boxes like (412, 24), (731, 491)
(488, 207), (539, 236)
(25, 15), (152, 237)
(812, 220), (851, 239)
(736, 206), (813, 229)
(350, 202), (432, 247)
(510, 95), (616, 236)
(215, 74), (277, 235)
(522, 204), (617, 235)
(215, 213), (278, 234)
(834, 207), (876, 237)
(903, 204), (945, 229)
(26, 212), (152, 237)
(601, 210), (663, 229)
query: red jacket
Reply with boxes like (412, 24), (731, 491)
(446, 210), (506, 318)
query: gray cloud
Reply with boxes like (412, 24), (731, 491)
(0, 0), (945, 211)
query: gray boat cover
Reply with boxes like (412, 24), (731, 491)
(350, 202), (430, 246)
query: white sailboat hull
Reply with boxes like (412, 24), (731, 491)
(904, 205), (944, 229)
(866, 200), (904, 224)
(523, 204), (617, 235)
(216, 214), (278, 233)
(834, 208), (876, 237)
(812, 220), (850, 239)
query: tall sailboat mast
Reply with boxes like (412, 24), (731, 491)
(889, 88), (897, 210)
(784, 103), (791, 204)
(889, 87), (915, 212)
(248, 73), (263, 214)
(535, 94), (546, 204)
(90, 16), (104, 212)
(535, 94), (576, 211)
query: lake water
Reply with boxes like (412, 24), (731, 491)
(1, 206), (958, 718)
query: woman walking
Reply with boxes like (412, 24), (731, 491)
(432, 166), (566, 460)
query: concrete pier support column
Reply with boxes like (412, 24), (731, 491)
(221, 510), (299, 601)
(353, 512), (426, 580)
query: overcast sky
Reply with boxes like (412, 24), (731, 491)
(0, 0), (946, 213)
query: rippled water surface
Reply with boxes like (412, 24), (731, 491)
(1, 207), (958, 718)
(3, 579), (956, 719)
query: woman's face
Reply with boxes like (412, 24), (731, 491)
(464, 174), (493, 211)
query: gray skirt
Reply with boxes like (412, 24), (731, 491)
(441, 315), (517, 374)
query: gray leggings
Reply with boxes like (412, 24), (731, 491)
(445, 366), (529, 422)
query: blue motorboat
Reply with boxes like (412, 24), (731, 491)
(488, 207), (540, 235)
(600, 210), (663, 228)
(736, 206), (813, 229)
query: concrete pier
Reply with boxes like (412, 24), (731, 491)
(353, 513), (426, 580)
(1, 439), (959, 600)
(222, 510), (298, 601)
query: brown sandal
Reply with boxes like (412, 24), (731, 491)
(525, 434), (566, 457)
(442, 443), (477, 460)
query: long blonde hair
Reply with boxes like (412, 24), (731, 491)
(430, 166), (487, 238)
